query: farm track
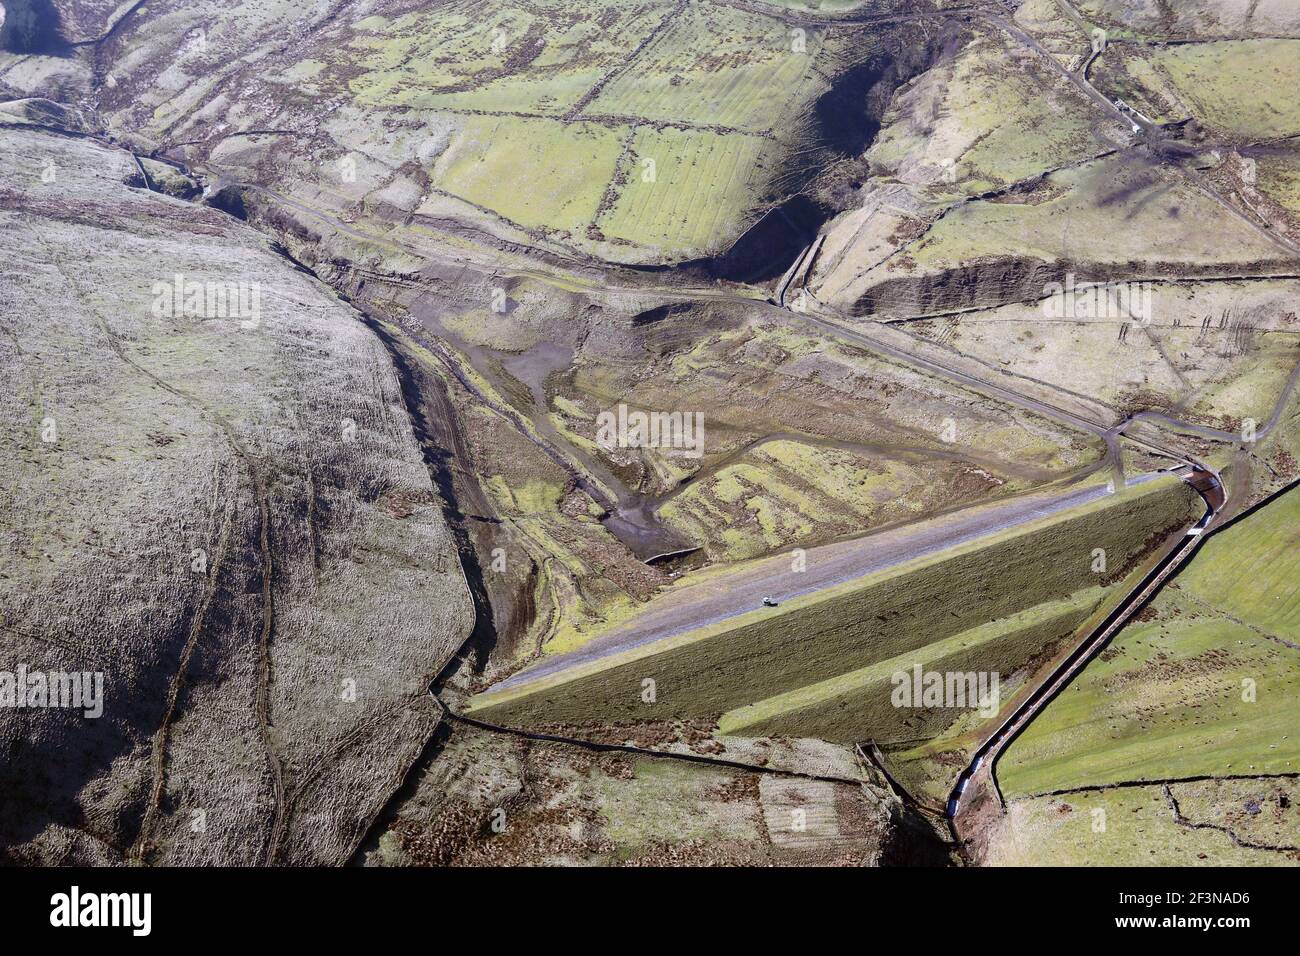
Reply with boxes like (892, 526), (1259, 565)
(212, 167), (1288, 826)
(953, 398), (1300, 846)
(0, 620), (107, 666)
(709, 0), (1002, 28)
(984, 9), (1300, 262)
(946, 468), (1216, 858)
(222, 171), (1278, 471)
(252, 466), (287, 866)
(1127, 356), (1300, 445)
(220, 168), (1255, 495)
(132, 476), (236, 863)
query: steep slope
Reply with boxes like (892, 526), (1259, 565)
(0, 122), (473, 865)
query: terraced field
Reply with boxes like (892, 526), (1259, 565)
(718, 587), (1102, 741)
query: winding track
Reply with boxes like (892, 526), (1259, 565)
(948, 350), (1299, 838)
(172, 115), (1290, 790)
(220, 172), (1263, 775)
(984, 9), (1300, 261)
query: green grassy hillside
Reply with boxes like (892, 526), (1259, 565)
(1001, 484), (1300, 796)
(468, 475), (1200, 727)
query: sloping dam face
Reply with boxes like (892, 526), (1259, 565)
(467, 477), (1201, 733)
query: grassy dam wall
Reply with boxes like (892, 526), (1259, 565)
(467, 476), (1202, 733)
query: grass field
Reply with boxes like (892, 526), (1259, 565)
(338, 0), (876, 261)
(586, 4), (831, 133)
(910, 153), (1281, 267)
(908, 279), (1300, 424)
(1000, 485), (1300, 796)
(345, 1), (664, 114)
(432, 115), (625, 234)
(1177, 487), (1300, 637)
(595, 126), (773, 258)
(49, 0), (910, 266)
(1254, 147), (1300, 227)
(1077, 0), (1300, 39)
(988, 781), (1300, 866)
(657, 438), (1024, 563)
(821, 151), (1289, 316)
(867, 26), (1116, 200)
(1095, 36), (1300, 142)
(1145, 40), (1300, 139)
